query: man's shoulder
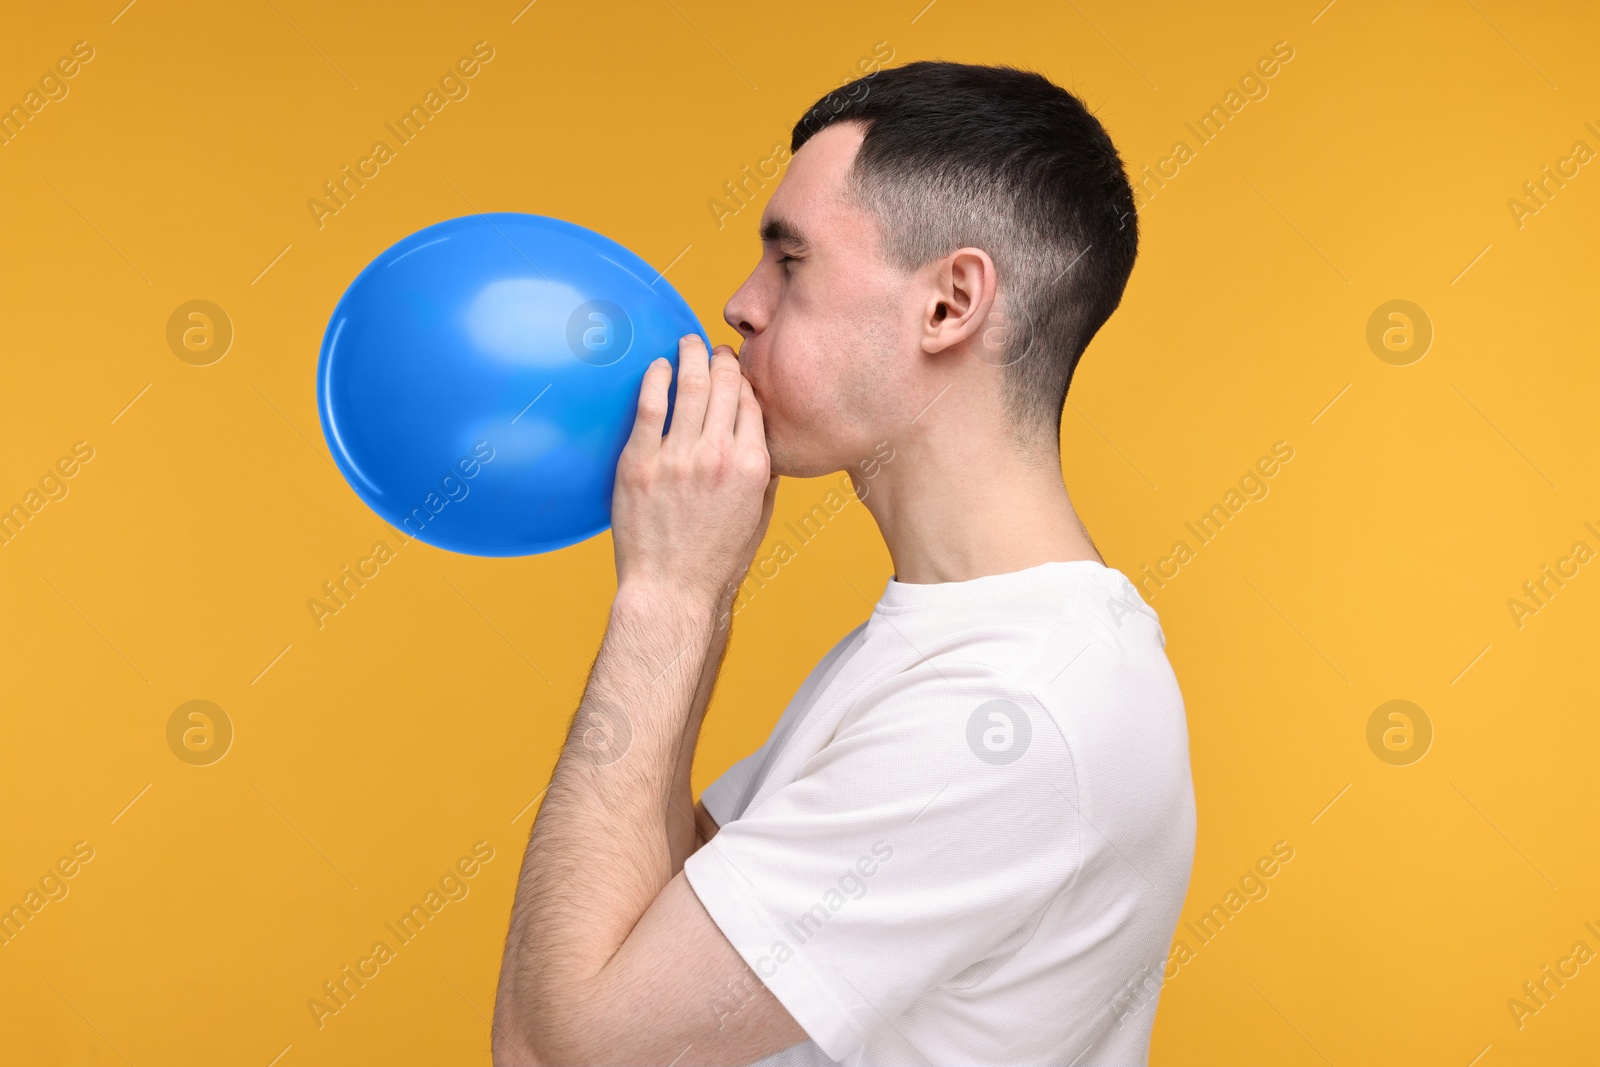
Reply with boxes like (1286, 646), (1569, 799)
(856, 571), (1173, 700)
(838, 582), (1188, 782)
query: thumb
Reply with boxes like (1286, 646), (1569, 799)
(760, 474), (779, 520)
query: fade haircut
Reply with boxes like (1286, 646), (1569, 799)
(792, 61), (1138, 440)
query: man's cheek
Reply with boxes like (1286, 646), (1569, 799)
(766, 330), (820, 394)
(747, 371), (774, 417)
(766, 364), (820, 432)
(759, 359), (799, 417)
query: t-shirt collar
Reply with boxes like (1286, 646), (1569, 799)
(875, 558), (1113, 614)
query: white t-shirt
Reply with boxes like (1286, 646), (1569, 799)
(683, 559), (1196, 1066)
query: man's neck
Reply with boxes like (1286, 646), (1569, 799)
(855, 441), (1102, 586)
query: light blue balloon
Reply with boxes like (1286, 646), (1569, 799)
(317, 213), (705, 556)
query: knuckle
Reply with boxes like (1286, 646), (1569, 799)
(695, 447), (727, 477)
(660, 451), (691, 480)
(615, 457), (647, 489)
(737, 452), (769, 480)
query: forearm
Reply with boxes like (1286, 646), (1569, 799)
(666, 589), (736, 872)
(494, 584), (718, 1063)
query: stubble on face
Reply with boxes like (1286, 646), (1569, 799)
(760, 284), (907, 480)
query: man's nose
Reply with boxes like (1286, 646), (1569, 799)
(723, 272), (764, 341)
(723, 301), (756, 342)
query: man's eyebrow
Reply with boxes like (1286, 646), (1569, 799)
(759, 216), (807, 248)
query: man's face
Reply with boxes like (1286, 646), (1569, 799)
(723, 122), (913, 479)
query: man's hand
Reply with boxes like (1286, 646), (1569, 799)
(612, 335), (777, 609)
(492, 339), (806, 1062)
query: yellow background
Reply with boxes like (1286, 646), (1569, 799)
(2, 0), (1596, 1063)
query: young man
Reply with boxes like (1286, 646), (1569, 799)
(493, 62), (1196, 1066)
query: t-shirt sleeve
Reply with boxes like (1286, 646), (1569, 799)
(682, 669), (1082, 1061)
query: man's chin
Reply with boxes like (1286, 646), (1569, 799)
(769, 454), (847, 481)
(763, 436), (819, 480)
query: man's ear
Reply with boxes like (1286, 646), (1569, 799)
(919, 247), (999, 355)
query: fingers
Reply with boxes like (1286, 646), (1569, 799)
(624, 357), (673, 456)
(666, 334), (711, 444)
(733, 373), (768, 458)
(701, 344), (744, 440)
(649, 335), (766, 491)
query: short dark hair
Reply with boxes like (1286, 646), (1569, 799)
(792, 61), (1138, 439)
